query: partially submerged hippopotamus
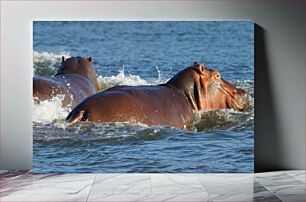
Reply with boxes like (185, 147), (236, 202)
(66, 62), (248, 129)
(33, 56), (99, 108)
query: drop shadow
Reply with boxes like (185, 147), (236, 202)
(254, 24), (284, 172)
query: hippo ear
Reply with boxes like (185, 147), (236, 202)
(87, 57), (92, 64)
(62, 56), (67, 63)
(194, 62), (205, 74)
(199, 64), (205, 72)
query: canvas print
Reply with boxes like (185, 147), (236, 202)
(33, 21), (254, 173)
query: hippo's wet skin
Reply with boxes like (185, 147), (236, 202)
(66, 62), (248, 129)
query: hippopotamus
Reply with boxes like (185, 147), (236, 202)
(66, 62), (248, 129)
(33, 56), (99, 109)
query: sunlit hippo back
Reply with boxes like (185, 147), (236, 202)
(66, 62), (248, 129)
(167, 62), (248, 112)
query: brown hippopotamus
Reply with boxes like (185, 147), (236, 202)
(66, 62), (248, 129)
(33, 56), (99, 109)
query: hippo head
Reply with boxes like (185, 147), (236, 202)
(167, 62), (248, 112)
(56, 56), (99, 91)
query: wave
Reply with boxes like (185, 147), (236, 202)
(33, 51), (70, 76)
(33, 95), (71, 124)
(33, 51), (166, 91)
(33, 51), (167, 123)
(97, 66), (167, 91)
(33, 121), (173, 142)
(192, 108), (253, 132)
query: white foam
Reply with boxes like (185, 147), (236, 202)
(33, 51), (70, 76)
(97, 67), (150, 91)
(96, 66), (169, 91)
(33, 51), (166, 91)
(192, 106), (254, 132)
(33, 95), (70, 124)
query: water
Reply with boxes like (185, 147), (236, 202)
(33, 21), (254, 173)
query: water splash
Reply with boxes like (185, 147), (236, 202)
(97, 67), (150, 91)
(155, 65), (164, 84)
(33, 51), (70, 76)
(33, 51), (167, 92)
(33, 95), (71, 124)
(192, 109), (253, 132)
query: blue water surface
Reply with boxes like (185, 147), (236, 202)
(33, 21), (254, 173)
